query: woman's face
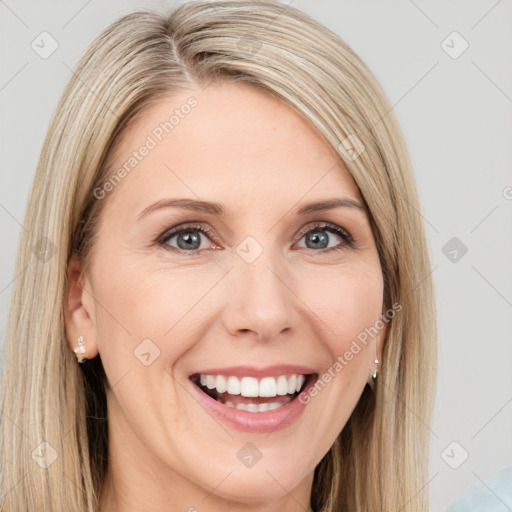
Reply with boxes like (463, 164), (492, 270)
(66, 81), (387, 511)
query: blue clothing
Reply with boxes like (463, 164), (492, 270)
(446, 467), (512, 512)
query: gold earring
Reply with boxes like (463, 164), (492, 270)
(371, 358), (379, 379)
(74, 335), (88, 364)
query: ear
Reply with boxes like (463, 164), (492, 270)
(64, 254), (99, 361)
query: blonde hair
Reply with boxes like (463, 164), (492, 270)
(0, 1), (437, 511)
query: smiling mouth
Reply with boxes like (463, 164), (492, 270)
(190, 373), (315, 413)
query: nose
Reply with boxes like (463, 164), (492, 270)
(221, 250), (301, 343)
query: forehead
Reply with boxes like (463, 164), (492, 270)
(104, 81), (361, 214)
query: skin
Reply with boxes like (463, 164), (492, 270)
(65, 81), (387, 512)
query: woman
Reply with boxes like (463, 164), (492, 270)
(0, 1), (437, 511)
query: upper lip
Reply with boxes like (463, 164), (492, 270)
(188, 364), (317, 379)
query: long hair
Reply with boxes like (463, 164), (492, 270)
(0, 1), (437, 511)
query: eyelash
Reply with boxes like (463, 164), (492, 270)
(156, 221), (355, 255)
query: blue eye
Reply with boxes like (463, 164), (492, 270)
(158, 223), (217, 254)
(157, 221), (354, 255)
(294, 222), (354, 251)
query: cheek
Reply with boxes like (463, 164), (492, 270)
(286, 262), (384, 462)
(294, 260), (383, 410)
(298, 260), (384, 350)
(92, 256), (217, 367)
(89, 260), (208, 436)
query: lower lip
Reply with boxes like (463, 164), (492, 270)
(189, 375), (317, 434)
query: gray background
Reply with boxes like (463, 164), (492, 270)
(1, 1), (511, 510)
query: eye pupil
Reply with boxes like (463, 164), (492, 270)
(177, 230), (201, 250)
(306, 231), (329, 249)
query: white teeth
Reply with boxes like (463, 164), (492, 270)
(259, 377), (277, 397)
(215, 375), (227, 393)
(287, 374), (297, 394)
(223, 401), (288, 412)
(224, 401), (286, 412)
(276, 376), (289, 395)
(240, 377), (259, 397)
(226, 376), (241, 395)
(206, 375), (216, 389)
(197, 373), (309, 397)
(296, 375), (305, 392)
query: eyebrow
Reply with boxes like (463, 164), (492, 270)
(137, 197), (366, 220)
